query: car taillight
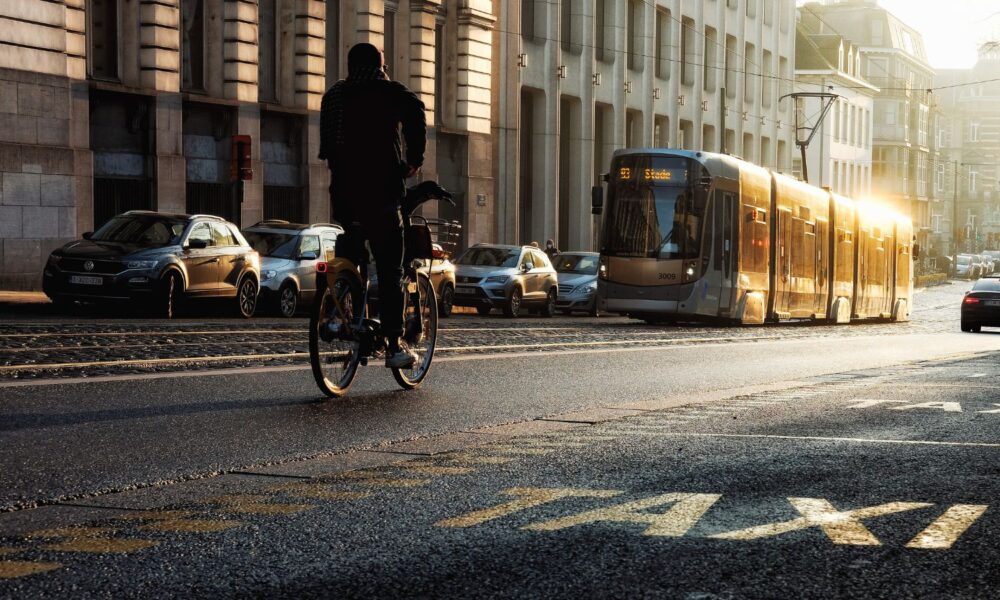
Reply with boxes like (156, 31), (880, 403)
(964, 297), (980, 305)
(316, 262), (328, 273)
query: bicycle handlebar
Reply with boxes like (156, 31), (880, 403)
(401, 181), (455, 218)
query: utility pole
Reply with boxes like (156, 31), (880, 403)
(954, 159), (960, 257)
(781, 92), (839, 184)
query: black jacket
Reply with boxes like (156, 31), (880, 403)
(319, 77), (426, 222)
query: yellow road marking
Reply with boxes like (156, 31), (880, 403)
(28, 526), (115, 539)
(906, 504), (989, 549)
(272, 483), (373, 501)
(42, 539), (158, 554)
(0, 561), (62, 579)
(712, 498), (934, 545)
(524, 493), (722, 537)
(116, 510), (195, 521)
(436, 487), (622, 528)
(141, 519), (241, 533)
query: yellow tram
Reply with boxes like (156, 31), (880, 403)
(594, 149), (914, 325)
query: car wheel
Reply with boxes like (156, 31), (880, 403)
(278, 283), (298, 318)
(476, 305), (492, 316)
(503, 287), (522, 318)
(157, 272), (181, 319)
(539, 288), (556, 317)
(236, 276), (258, 318)
(438, 284), (455, 318)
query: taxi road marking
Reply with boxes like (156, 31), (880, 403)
(711, 498), (933, 545)
(525, 492), (722, 537)
(846, 399), (1000, 413)
(905, 504), (989, 549)
(436, 487), (621, 528)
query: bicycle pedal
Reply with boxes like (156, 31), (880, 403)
(359, 357), (369, 367)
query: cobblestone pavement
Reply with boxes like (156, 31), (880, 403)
(0, 282), (967, 380)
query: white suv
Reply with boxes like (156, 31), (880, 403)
(452, 245), (559, 318)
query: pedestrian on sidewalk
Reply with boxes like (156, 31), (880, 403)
(544, 239), (560, 261)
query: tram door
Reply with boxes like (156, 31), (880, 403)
(718, 192), (736, 314)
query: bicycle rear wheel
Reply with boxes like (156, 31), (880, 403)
(309, 272), (363, 398)
(392, 272), (437, 389)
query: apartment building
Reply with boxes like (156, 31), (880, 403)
(0, 0), (495, 291)
(793, 25), (876, 198)
(492, 0), (798, 251)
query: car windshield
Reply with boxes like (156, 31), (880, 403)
(958, 256), (971, 265)
(973, 279), (1000, 292)
(244, 231), (299, 259)
(457, 247), (520, 268)
(555, 254), (599, 275)
(91, 216), (186, 246)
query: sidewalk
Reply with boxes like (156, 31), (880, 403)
(0, 291), (49, 305)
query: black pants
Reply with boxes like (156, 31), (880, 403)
(340, 211), (405, 340)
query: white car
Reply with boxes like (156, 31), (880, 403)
(554, 252), (600, 316)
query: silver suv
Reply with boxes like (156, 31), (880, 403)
(453, 244), (559, 318)
(243, 221), (343, 317)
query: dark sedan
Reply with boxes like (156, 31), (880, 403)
(960, 277), (1000, 332)
(43, 211), (261, 318)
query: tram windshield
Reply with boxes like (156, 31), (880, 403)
(602, 155), (705, 259)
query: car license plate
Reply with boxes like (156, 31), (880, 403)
(986, 300), (1000, 307)
(69, 275), (103, 286)
(456, 285), (476, 295)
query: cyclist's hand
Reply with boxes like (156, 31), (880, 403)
(405, 165), (420, 178)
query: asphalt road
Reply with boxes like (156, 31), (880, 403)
(2, 281), (1000, 597)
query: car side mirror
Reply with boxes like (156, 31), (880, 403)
(299, 251), (318, 260)
(187, 239), (209, 250)
(82, 231), (93, 240)
(522, 263), (533, 273)
(591, 186), (604, 215)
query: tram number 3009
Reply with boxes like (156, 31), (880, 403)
(658, 273), (677, 280)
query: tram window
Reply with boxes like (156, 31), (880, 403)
(799, 206), (811, 220)
(805, 221), (816, 235)
(756, 209), (767, 224)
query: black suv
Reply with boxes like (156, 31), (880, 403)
(43, 211), (261, 318)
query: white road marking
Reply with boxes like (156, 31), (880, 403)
(626, 432), (1000, 449)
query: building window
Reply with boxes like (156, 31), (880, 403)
(627, 0), (642, 72)
(522, 0), (535, 41)
(743, 43), (755, 104)
(595, 0), (607, 63)
(746, 0), (756, 19)
(870, 20), (884, 46)
(259, 0), (278, 103)
(326, 0), (341, 83)
(969, 169), (978, 193)
(655, 115), (669, 148)
(655, 9), (670, 79)
(90, 0), (120, 80)
(970, 121), (980, 142)
(725, 36), (736, 98)
(384, 5), (397, 76)
(682, 17), (696, 86)
(181, 0), (205, 92)
(561, 0), (574, 53)
(760, 50), (772, 107)
(703, 27), (717, 92)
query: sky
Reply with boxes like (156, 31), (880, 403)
(798, 0), (1000, 69)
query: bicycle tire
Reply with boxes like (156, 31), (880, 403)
(392, 272), (438, 390)
(310, 271), (363, 398)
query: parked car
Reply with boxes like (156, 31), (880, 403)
(452, 244), (558, 318)
(367, 243), (457, 318)
(554, 252), (600, 316)
(956, 254), (980, 279)
(978, 253), (996, 276)
(43, 211), (260, 318)
(242, 220), (343, 317)
(961, 277), (1000, 332)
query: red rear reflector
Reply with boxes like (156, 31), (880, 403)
(964, 297), (980, 305)
(316, 262), (328, 273)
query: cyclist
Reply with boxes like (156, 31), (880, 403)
(319, 42), (426, 369)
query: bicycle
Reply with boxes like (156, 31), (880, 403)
(309, 182), (454, 397)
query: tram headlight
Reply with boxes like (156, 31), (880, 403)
(685, 266), (695, 277)
(598, 258), (608, 281)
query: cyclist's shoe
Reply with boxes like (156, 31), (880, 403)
(385, 347), (418, 369)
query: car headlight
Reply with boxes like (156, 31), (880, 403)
(47, 254), (61, 267)
(127, 260), (159, 270)
(577, 281), (598, 294)
(485, 275), (509, 284)
(262, 270), (277, 282)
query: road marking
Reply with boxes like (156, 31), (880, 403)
(436, 487), (622, 528)
(711, 498), (934, 545)
(42, 538), (158, 554)
(140, 519), (240, 533)
(905, 504), (989, 549)
(0, 561), (62, 579)
(890, 401), (963, 413)
(524, 493), (721, 537)
(979, 405), (1000, 414)
(845, 399), (909, 409)
(638, 432), (1000, 449)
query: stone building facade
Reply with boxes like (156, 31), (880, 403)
(492, 0), (798, 251)
(0, 0), (495, 291)
(793, 24), (876, 198)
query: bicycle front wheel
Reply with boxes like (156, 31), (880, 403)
(392, 272), (438, 390)
(309, 272), (363, 398)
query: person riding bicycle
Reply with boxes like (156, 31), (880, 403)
(319, 43), (426, 369)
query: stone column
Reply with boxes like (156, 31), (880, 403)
(491, 0), (520, 244)
(237, 105), (263, 227)
(224, 0), (259, 102)
(354, 0), (385, 48)
(139, 0), (181, 92)
(409, 0), (440, 126)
